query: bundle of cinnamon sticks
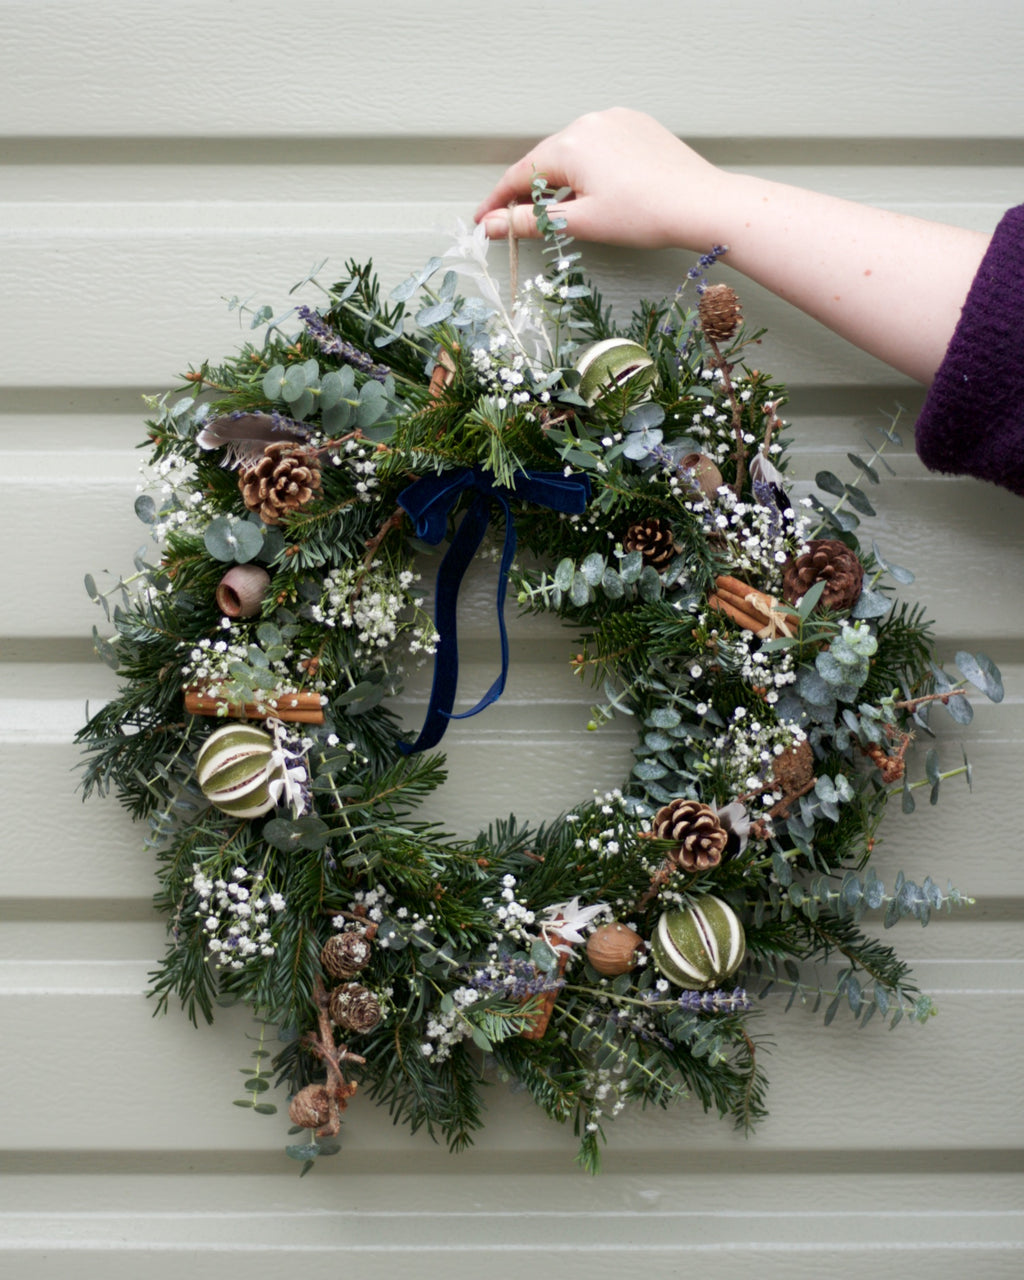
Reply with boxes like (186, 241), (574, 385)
(708, 574), (799, 639)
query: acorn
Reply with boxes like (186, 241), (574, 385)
(586, 922), (645, 976)
(215, 564), (271, 618)
(195, 724), (284, 818)
(574, 338), (657, 406)
(651, 898), (745, 990)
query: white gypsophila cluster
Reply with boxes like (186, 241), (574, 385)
(340, 889), (438, 952)
(700, 487), (806, 588)
(326, 437), (381, 503)
(181, 630), (326, 711)
(480, 873), (536, 945)
(308, 562), (437, 662)
(709, 700), (806, 807)
(470, 332), (544, 412)
(572, 790), (630, 859)
(418, 986), (482, 1062)
(349, 884), (394, 925)
(582, 1066), (631, 1132)
(192, 863), (286, 970)
(689, 367), (786, 460)
(138, 452), (213, 540)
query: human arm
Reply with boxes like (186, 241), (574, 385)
(474, 108), (989, 385)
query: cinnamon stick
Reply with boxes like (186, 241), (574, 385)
(183, 686), (325, 725)
(519, 933), (568, 1041)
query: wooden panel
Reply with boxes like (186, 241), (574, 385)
(3, 1), (1024, 138)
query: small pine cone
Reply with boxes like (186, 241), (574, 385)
(320, 932), (372, 980)
(782, 538), (864, 612)
(624, 517), (676, 568)
(652, 798), (727, 872)
(288, 1083), (333, 1130)
(329, 982), (383, 1034)
(699, 284), (743, 343)
(239, 441), (322, 525)
(772, 740), (815, 795)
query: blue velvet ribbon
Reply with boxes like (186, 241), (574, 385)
(397, 466), (591, 754)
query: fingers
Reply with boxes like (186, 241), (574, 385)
(479, 200), (566, 241)
(474, 153), (551, 224)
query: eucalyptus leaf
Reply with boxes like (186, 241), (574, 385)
(954, 651), (1004, 702)
(850, 587), (891, 620)
(134, 494), (157, 524)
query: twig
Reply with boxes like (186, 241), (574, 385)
(302, 978), (366, 1137)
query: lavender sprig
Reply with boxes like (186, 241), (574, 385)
(675, 987), (752, 1013)
(297, 306), (392, 383)
(467, 957), (565, 1000)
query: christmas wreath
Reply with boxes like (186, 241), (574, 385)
(79, 182), (1002, 1173)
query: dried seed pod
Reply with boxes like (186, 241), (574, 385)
(679, 452), (724, 500)
(321, 932), (372, 980)
(288, 1083), (333, 1130)
(586, 922), (644, 976)
(215, 564), (271, 618)
(772, 740), (815, 795)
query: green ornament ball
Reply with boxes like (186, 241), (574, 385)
(651, 898), (746, 990)
(574, 338), (657, 406)
(195, 723), (283, 818)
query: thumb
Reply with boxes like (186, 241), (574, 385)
(479, 200), (564, 241)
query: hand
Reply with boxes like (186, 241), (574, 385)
(474, 107), (724, 250)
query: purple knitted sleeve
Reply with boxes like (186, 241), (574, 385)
(915, 203), (1024, 496)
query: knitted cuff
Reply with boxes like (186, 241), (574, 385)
(915, 203), (1024, 496)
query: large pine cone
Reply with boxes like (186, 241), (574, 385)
(320, 932), (372, 980)
(652, 798), (727, 872)
(624, 517), (676, 568)
(329, 983), (382, 1034)
(239, 441), (322, 525)
(699, 284), (743, 343)
(782, 539), (863, 611)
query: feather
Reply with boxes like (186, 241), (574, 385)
(196, 411), (313, 468)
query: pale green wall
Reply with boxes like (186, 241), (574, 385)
(2, 2), (1023, 1275)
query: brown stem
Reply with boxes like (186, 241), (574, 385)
(706, 336), (748, 497)
(302, 979), (366, 1137)
(363, 507), (404, 567)
(893, 689), (966, 714)
(761, 399), (782, 459)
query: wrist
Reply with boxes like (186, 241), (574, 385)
(659, 165), (749, 255)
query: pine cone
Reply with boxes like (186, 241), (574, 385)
(699, 284), (743, 343)
(772, 740), (815, 795)
(652, 798), (727, 872)
(321, 932), (372, 980)
(624, 517), (676, 568)
(288, 1083), (333, 1129)
(782, 539), (864, 611)
(328, 983), (382, 1034)
(239, 441), (322, 525)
